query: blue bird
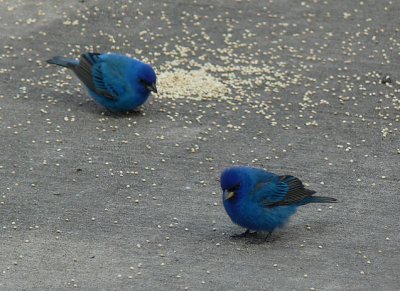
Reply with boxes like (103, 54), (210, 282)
(220, 166), (337, 240)
(47, 52), (157, 112)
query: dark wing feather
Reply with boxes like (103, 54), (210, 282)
(264, 175), (316, 208)
(71, 53), (116, 100)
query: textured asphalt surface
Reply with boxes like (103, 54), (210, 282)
(1, 0), (399, 290)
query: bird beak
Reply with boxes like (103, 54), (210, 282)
(223, 190), (235, 201)
(146, 83), (158, 93)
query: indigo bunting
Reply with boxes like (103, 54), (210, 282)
(47, 53), (157, 112)
(220, 166), (337, 240)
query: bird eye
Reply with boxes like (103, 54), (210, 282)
(140, 79), (149, 86)
(228, 183), (240, 192)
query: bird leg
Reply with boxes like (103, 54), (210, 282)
(264, 231), (274, 242)
(231, 229), (257, 238)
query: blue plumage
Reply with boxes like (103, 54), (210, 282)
(220, 166), (337, 239)
(47, 53), (157, 112)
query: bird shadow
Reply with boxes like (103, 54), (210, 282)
(70, 98), (148, 118)
(216, 227), (281, 245)
(102, 109), (144, 118)
(99, 104), (162, 119)
(223, 219), (336, 245)
(229, 232), (282, 245)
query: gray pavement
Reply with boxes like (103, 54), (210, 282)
(0, 0), (399, 290)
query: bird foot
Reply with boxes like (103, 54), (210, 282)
(244, 232), (274, 244)
(231, 229), (257, 239)
(264, 232), (274, 242)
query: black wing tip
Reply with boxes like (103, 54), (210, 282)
(307, 189), (317, 196)
(81, 52), (101, 63)
(280, 175), (313, 190)
(81, 52), (101, 56)
(315, 196), (338, 203)
(280, 175), (303, 184)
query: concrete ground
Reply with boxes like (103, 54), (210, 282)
(0, 0), (399, 290)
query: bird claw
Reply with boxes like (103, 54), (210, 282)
(264, 232), (274, 242)
(244, 232), (275, 244)
(231, 229), (257, 239)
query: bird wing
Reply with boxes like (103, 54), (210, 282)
(72, 53), (127, 100)
(257, 175), (316, 208)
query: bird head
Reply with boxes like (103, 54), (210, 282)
(220, 167), (245, 202)
(138, 63), (157, 93)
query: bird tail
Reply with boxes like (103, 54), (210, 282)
(46, 56), (77, 68)
(298, 196), (337, 206)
